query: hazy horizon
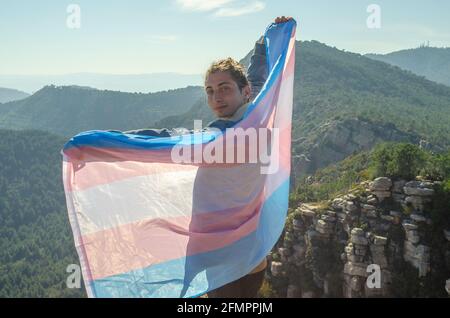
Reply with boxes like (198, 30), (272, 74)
(3, 42), (450, 78)
(1, 39), (449, 94)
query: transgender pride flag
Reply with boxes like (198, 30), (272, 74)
(61, 20), (297, 298)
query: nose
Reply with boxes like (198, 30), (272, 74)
(213, 90), (224, 103)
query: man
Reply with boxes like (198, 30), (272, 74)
(121, 16), (293, 298)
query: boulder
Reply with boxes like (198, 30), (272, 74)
(370, 177), (392, 191)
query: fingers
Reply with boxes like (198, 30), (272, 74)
(275, 16), (293, 24)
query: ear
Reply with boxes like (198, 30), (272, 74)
(243, 85), (251, 100)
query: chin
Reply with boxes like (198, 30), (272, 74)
(216, 109), (230, 117)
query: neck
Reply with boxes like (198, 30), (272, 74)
(218, 102), (250, 121)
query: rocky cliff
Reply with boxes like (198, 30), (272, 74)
(266, 177), (450, 298)
(292, 118), (435, 179)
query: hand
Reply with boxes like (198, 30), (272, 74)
(275, 16), (293, 24)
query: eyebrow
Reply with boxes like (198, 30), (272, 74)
(205, 82), (233, 90)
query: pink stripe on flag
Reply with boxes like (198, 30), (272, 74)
(82, 189), (265, 281)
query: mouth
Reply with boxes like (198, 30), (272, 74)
(215, 105), (228, 111)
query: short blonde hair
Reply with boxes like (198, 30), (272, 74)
(205, 57), (249, 91)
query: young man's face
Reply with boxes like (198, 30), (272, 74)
(205, 71), (251, 118)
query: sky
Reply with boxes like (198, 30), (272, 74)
(1, 0), (450, 75)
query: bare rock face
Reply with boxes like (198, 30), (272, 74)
(293, 118), (422, 178)
(267, 177), (446, 298)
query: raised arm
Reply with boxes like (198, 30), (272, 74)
(247, 36), (268, 101)
(247, 16), (293, 101)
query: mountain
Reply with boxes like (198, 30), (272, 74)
(0, 129), (85, 297)
(0, 73), (203, 94)
(0, 85), (204, 138)
(366, 46), (450, 87)
(0, 87), (30, 103)
(155, 40), (450, 176)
